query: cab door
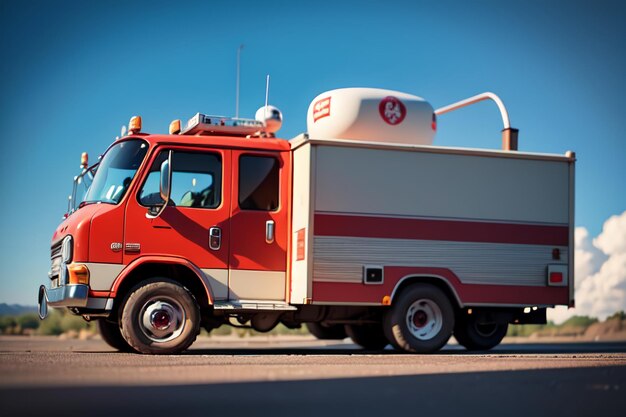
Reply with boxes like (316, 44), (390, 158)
(123, 146), (231, 300)
(228, 150), (289, 301)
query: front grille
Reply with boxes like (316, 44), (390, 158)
(49, 240), (63, 280)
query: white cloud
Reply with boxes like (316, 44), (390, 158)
(548, 211), (626, 324)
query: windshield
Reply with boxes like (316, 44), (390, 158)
(83, 140), (148, 205)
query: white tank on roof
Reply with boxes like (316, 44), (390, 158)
(306, 88), (436, 145)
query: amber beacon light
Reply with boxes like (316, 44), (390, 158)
(169, 119), (181, 134)
(128, 116), (142, 134)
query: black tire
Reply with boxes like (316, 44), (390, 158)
(306, 322), (347, 340)
(97, 318), (133, 352)
(345, 324), (389, 350)
(454, 314), (508, 351)
(383, 284), (454, 353)
(120, 278), (200, 354)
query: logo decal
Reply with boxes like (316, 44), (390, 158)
(110, 242), (123, 252)
(379, 96), (406, 125)
(312, 97), (331, 122)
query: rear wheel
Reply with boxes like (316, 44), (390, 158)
(97, 318), (133, 352)
(120, 278), (200, 354)
(345, 323), (389, 350)
(306, 322), (347, 340)
(454, 314), (508, 351)
(384, 284), (454, 353)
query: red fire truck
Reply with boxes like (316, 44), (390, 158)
(38, 88), (575, 354)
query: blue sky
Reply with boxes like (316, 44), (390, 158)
(0, 0), (625, 305)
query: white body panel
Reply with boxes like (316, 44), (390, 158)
(290, 143), (315, 304)
(229, 270), (285, 301)
(313, 145), (569, 224)
(289, 137), (575, 305)
(85, 263), (124, 291)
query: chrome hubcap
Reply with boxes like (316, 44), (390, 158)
(406, 299), (443, 341)
(140, 298), (185, 343)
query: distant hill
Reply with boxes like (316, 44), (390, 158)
(0, 303), (37, 316)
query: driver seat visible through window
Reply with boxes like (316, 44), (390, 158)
(139, 150), (222, 209)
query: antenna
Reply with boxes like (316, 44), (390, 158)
(235, 44), (244, 119)
(264, 74), (270, 120)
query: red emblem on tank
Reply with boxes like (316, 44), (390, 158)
(379, 96), (406, 125)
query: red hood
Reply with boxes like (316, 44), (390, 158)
(51, 203), (118, 261)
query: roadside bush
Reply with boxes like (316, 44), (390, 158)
(60, 313), (92, 333)
(17, 313), (40, 330)
(37, 311), (63, 335)
(36, 309), (92, 335)
(561, 315), (598, 328)
(0, 316), (18, 334)
(606, 311), (625, 321)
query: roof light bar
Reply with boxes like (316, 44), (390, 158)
(181, 113), (264, 136)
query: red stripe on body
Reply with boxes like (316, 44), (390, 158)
(313, 267), (569, 306)
(314, 213), (568, 246)
(89, 290), (111, 298)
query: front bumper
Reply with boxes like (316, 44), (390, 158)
(38, 284), (88, 319)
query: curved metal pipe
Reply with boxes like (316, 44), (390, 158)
(435, 92), (511, 129)
(435, 92), (518, 150)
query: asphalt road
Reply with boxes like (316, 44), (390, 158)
(1, 336), (625, 417)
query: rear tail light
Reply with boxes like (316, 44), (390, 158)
(549, 272), (563, 284)
(547, 265), (568, 286)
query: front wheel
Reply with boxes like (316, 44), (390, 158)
(120, 278), (200, 354)
(97, 318), (133, 352)
(453, 314), (508, 351)
(384, 284), (454, 353)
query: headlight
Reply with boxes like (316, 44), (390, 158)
(61, 235), (73, 264)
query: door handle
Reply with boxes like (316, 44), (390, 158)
(266, 220), (275, 244)
(209, 227), (221, 250)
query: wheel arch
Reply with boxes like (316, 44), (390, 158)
(110, 256), (214, 319)
(390, 274), (464, 309)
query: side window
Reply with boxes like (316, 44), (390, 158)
(239, 155), (279, 211)
(139, 151), (222, 209)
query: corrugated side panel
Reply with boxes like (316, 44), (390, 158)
(313, 236), (568, 287)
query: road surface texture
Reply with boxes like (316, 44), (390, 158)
(1, 335), (625, 417)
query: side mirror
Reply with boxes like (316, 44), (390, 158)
(147, 151), (173, 219)
(159, 153), (172, 202)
